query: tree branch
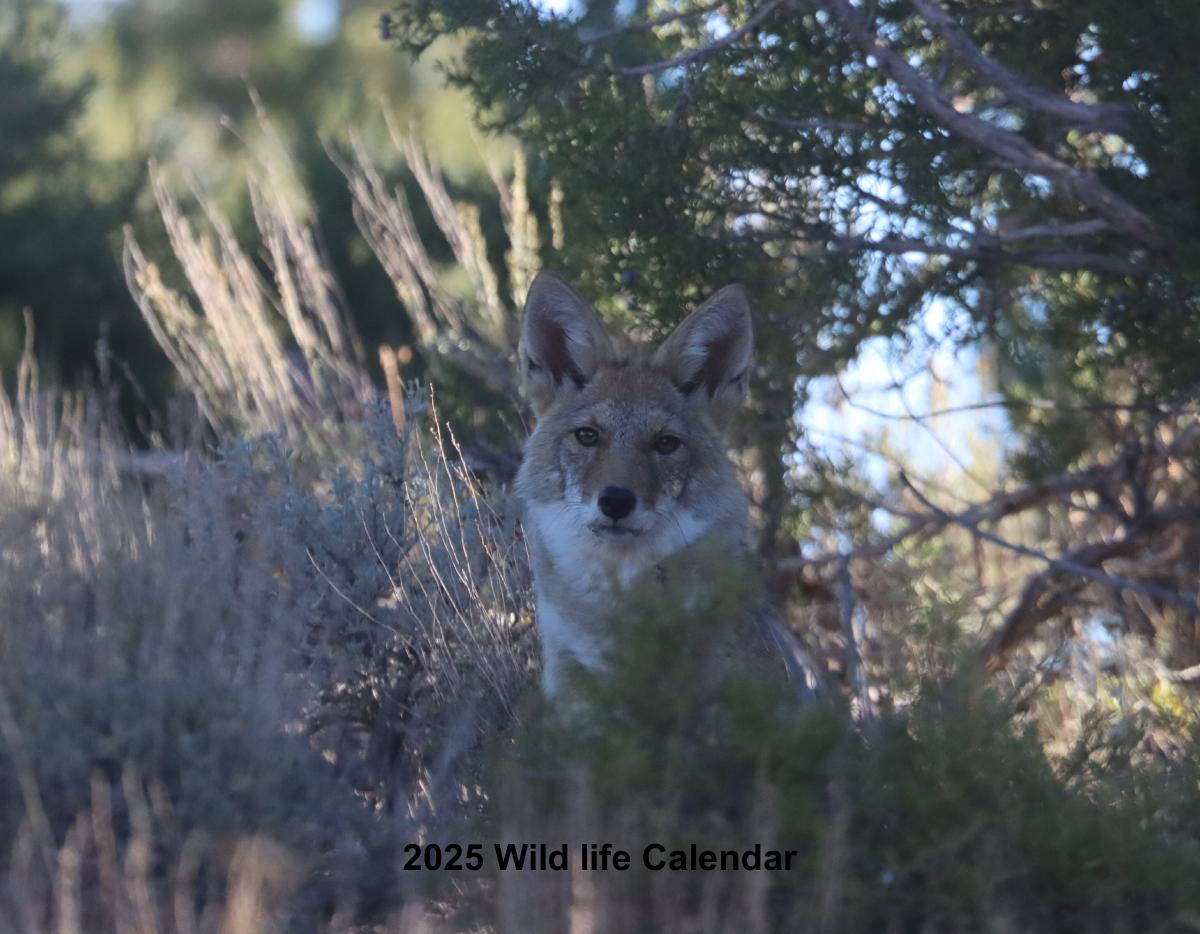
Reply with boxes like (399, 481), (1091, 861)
(976, 218), (1113, 243)
(580, 1), (724, 46)
(808, 0), (1165, 250)
(606, 0), (788, 77)
(777, 460), (1118, 575)
(831, 379), (1194, 422)
(908, 0), (1133, 133)
(775, 231), (1146, 276)
(980, 511), (1200, 665)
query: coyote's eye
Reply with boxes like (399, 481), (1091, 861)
(574, 427), (600, 447)
(654, 434), (681, 454)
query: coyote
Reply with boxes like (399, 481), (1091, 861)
(515, 272), (810, 696)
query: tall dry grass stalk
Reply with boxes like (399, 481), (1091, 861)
(0, 311), (127, 500)
(331, 113), (546, 398)
(0, 346), (535, 933)
(123, 158), (370, 458)
(2, 138), (536, 924)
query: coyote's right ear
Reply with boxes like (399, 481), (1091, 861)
(519, 272), (613, 414)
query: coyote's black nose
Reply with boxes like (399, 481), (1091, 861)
(598, 486), (636, 520)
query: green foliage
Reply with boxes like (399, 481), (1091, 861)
(454, 564), (1200, 931)
(384, 0), (1200, 399)
(0, 0), (144, 391)
(849, 680), (1200, 931)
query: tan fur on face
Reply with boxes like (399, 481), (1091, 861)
(517, 361), (745, 530)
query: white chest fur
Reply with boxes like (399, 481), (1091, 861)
(525, 500), (713, 694)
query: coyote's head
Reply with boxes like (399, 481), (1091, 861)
(515, 272), (753, 590)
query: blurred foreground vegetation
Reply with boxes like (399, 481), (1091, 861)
(2, 0), (1200, 930)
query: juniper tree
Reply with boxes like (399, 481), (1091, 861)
(382, 0), (1200, 670)
(383, 0), (1200, 392)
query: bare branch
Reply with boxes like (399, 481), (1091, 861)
(580, 0), (724, 46)
(980, 511), (1200, 666)
(808, 0), (1165, 250)
(754, 112), (879, 134)
(886, 360), (994, 495)
(909, 0), (1132, 133)
(820, 234), (1144, 276)
(831, 380), (1195, 422)
(977, 219), (1112, 243)
(778, 457), (1130, 576)
(606, 0), (788, 78)
(738, 224), (1146, 276)
(901, 472), (1198, 608)
(1167, 662), (1200, 684)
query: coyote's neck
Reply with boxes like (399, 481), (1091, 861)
(524, 500), (748, 694)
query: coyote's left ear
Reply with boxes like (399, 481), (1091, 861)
(654, 285), (753, 429)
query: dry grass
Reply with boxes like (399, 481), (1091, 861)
(123, 165), (370, 459)
(2, 198), (534, 929)
(0, 367), (536, 932)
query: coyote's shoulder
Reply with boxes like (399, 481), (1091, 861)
(514, 272), (792, 695)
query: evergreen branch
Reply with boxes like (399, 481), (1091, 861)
(579, 0), (725, 46)
(739, 227), (1146, 276)
(808, 0), (1165, 251)
(605, 0), (789, 77)
(908, 0), (1133, 133)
